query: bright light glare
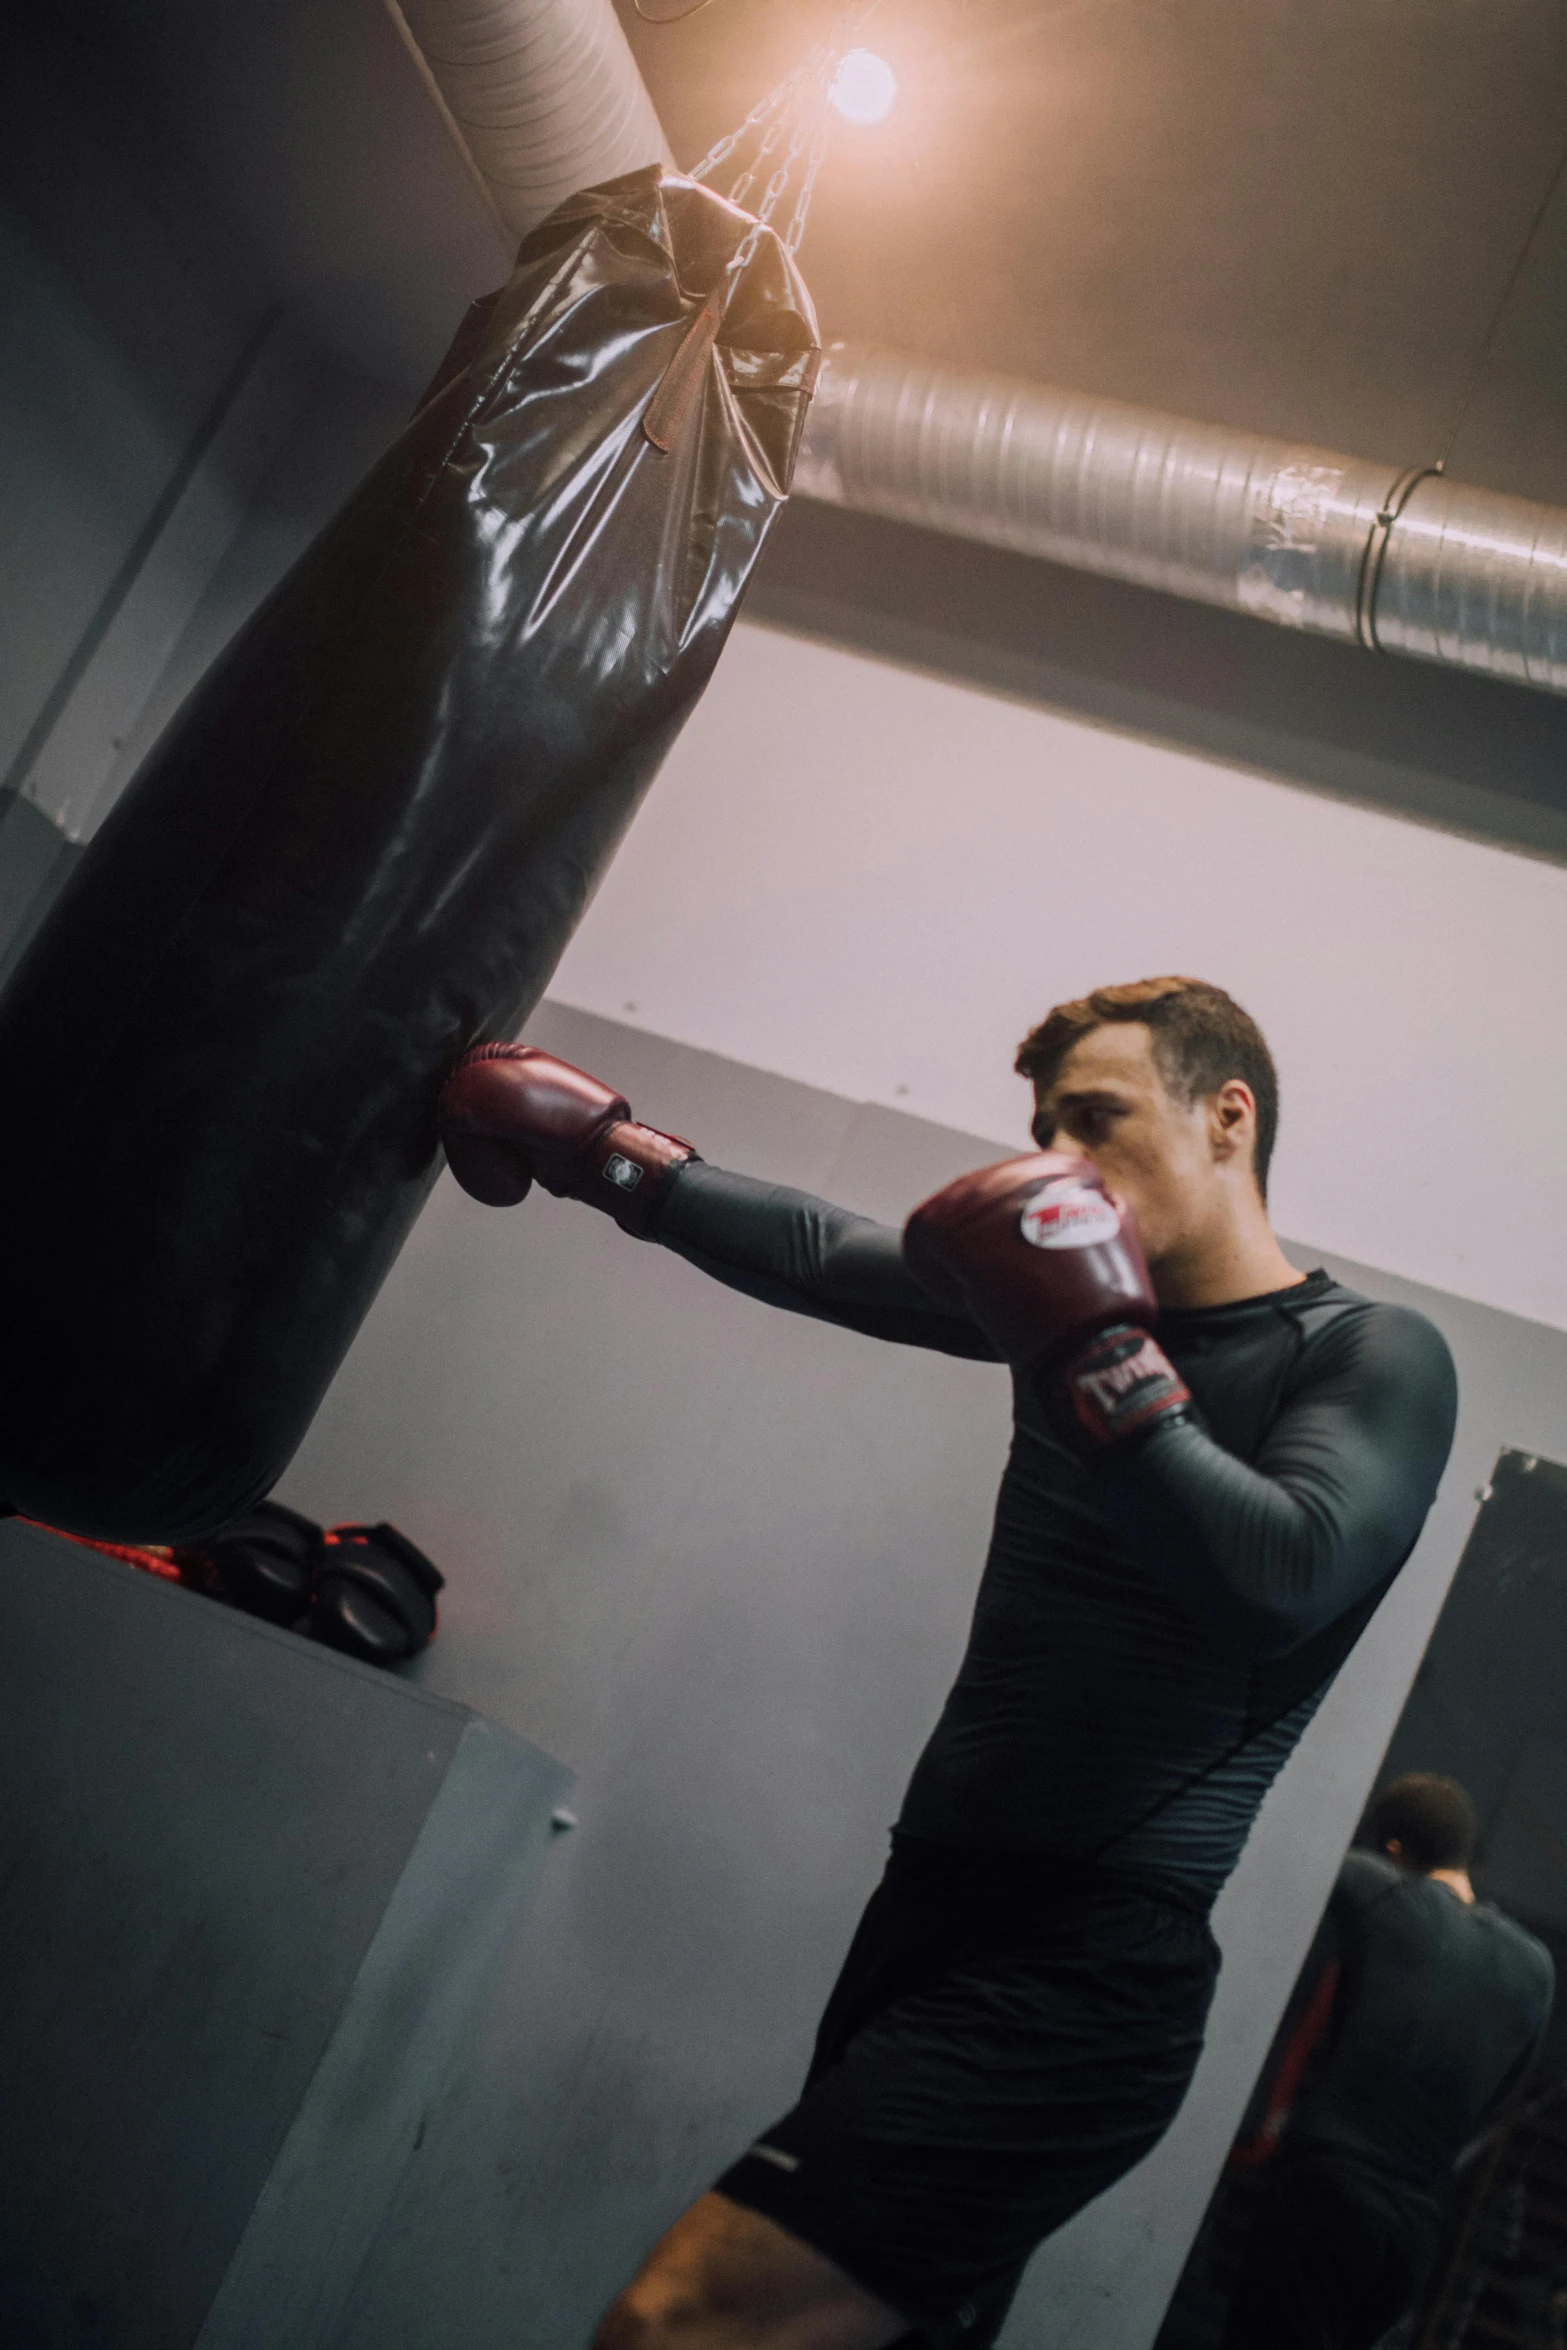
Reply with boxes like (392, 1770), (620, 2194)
(829, 49), (897, 127)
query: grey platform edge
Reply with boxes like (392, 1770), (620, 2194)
(197, 1710), (571, 2350)
(0, 1520), (571, 2350)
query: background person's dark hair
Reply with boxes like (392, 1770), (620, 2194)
(1366, 1773), (1479, 1873)
(1015, 977), (1280, 1202)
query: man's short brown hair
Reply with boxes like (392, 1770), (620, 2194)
(1015, 977), (1280, 1199)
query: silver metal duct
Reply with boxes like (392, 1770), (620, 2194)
(385, 0), (671, 244)
(796, 344), (1567, 696)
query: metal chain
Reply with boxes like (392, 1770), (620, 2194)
(783, 115), (833, 253)
(723, 97), (819, 276)
(691, 0), (883, 275)
(726, 86), (798, 213)
(688, 46), (823, 187)
(753, 105), (816, 225)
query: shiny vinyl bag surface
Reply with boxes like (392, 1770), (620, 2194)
(0, 166), (818, 1540)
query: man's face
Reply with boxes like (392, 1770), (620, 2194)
(1030, 1022), (1231, 1269)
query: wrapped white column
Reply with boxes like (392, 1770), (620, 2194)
(386, 0), (672, 243)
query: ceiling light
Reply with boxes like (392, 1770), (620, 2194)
(829, 49), (897, 127)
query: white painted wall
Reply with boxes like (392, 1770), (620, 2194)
(554, 621), (1567, 1333)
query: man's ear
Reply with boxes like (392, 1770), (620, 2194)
(1208, 1080), (1256, 1167)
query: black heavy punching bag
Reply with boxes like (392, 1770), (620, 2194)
(0, 166), (818, 1541)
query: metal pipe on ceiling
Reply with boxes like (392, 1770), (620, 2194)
(795, 344), (1567, 696)
(385, 0), (670, 243)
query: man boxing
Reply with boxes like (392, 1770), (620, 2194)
(438, 976), (1458, 2350)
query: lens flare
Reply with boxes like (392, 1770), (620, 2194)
(829, 49), (897, 127)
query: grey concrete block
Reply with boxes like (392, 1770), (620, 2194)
(0, 1520), (569, 2350)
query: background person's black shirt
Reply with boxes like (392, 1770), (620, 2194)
(1286, 1850), (1555, 2197)
(651, 1163), (1459, 1896)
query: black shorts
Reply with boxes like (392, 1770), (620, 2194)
(716, 1833), (1220, 2350)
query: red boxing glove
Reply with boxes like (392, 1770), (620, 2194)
(437, 1045), (696, 1236)
(904, 1152), (1191, 1451)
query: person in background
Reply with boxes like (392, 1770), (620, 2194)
(1220, 1772), (1555, 2350)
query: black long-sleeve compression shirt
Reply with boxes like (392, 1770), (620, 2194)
(652, 1162), (1458, 1893)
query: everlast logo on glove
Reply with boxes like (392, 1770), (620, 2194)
(1063, 1324), (1193, 1448)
